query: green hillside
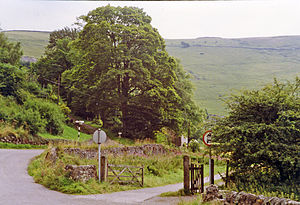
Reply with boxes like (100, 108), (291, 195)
(4, 31), (300, 115)
(165, 37), (300, 114)
(4, 30), (49, 58)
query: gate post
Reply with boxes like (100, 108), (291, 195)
(100, 155), (107, 182)
(200, 164), (204, 193)
(183, 155), (190, 194)
(225, 160), (229, 187)
(209, 159), (214, 184)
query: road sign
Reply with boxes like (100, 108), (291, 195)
(203, 130), (212, 146)
(93, 129), (107, 144)
(92, 129), (107, 183)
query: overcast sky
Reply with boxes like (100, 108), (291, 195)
(0, 0), (300, 39)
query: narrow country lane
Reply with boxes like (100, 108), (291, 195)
(0, 149), (119, 205)
(0, 149), (221, 205)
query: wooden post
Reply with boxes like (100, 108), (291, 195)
(225, 160), (229, 187)
(200, 164), (204, 193)
(191, 163), (194, 193)
(100, 155), (107, 182)
(210, 159), (214, 184)
(183, 155), (190, 194)
(141, 166), (144, 187)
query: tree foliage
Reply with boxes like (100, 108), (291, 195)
(0, 32), (22, 65)
(0, 32), (65, 135)
(34, 28), (78, 86)
(214, 78), (300, 194)
(60, 5), (201, 138)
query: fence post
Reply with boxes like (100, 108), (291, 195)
(209, 159), (214, 184)
(225, 160), (229, 187)
(191, 163), (194, 193)
(100, 156), (107, 182)
(183, 155), (190, 194)
(200, 164), (204, 193)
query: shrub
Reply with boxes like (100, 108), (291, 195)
(214, 78), (300, 197)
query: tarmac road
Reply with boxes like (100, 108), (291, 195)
(0, 149), (220, 205)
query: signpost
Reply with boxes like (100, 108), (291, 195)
(75, 120), (84, 141)
(93, 129), (107, 182)
(203, 130), (214, 184)
(202, 130), (212, 146)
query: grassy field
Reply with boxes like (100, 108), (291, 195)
(5, 31), (300, 115)
(4, 30), (49, 58)
(166, 37), (300, 115)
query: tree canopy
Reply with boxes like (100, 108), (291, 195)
(58, 5), (201, 138)
(214, 78), (300, 195)
(0, 32), (22, 66)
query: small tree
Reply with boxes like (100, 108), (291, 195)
(214, 78), (299, 195)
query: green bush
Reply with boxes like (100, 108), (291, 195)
(214, 78), (300, 198)
(0, 94), (65, 135)
(24, 97), (65, 135)
(188, 139), (201, 153)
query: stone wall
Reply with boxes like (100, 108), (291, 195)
(0, 134), (76, 146)
(0, 134), (48, 145)
(65, 165), (97, 182)
(64, 144), (169, 158)
(203, 185), (300, 205)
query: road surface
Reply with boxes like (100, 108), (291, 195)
(0, 149), (220, 205)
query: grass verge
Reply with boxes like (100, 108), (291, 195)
(0, 142), (47, 149)
(28, 145), (226, 195)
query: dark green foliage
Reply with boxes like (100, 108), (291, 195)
(47, 27), (78, 49)
(0, 63), (24, 97)
(23, 97), (65, 135)
(0, 95), (64, 135)
(0, 32), (22, 65)
(214, 78), (300, 196)
(60, 5), (202, 139)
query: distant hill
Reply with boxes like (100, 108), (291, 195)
(4, 31), (300, 115)
(165, 37), (300, 114)
(4, 30), (50, 58)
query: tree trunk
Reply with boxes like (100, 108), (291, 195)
(121, 72), (130, 138)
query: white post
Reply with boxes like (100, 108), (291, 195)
(98, 143), (101, 183)
(77, 126), (80, 141)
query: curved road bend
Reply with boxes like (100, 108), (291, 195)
(0, 149), (220, 205)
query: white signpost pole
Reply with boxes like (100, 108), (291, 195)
(98, 129), (101, 183)
(93, 129), (107, 183)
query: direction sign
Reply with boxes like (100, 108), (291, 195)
(93, 129), (107, 144)
(203, 130), (212, 146)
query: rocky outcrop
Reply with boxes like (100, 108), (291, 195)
(203, 185), (300, 205)
(65, 165), (97, 182)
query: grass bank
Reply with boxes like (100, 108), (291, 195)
(39, 124), (92, 142)
(28, 145), (226, 195)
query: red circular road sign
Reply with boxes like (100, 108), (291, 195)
(203, 130), (212, 146)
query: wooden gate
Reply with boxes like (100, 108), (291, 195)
(190, 163), (204, 194)
(107, 164), (144, 187)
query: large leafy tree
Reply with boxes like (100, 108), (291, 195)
(34, 27), (78, 86)
(214, 78), (299, 194)
(63, 5), (201, 138)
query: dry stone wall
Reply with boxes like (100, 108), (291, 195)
(65, 165), (97, 182)
(63, 144), (169, 158)
(0, 134), (48, 145)
(203, 185), (300, 205)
